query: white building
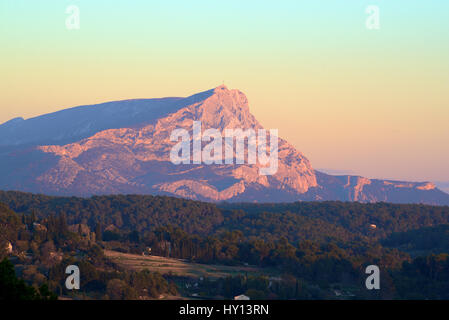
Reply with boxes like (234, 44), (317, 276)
(234, 294), (250, 300)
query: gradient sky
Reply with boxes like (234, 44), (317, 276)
(1, 0), (448, 185)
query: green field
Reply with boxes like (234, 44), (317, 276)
(105, 250), (267, 279)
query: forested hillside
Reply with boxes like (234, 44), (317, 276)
(2, 191), (449, 241)
(2, 191), (449, 299)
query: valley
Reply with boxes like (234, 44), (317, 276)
(2, 191), (449, 300)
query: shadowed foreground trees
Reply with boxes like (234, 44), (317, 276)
(0, 258), (57, 300)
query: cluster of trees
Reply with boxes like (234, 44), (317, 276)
(0, 200), (177, 300)
(0, 202), (22, 261)
(193, 274), (317, 300)
(382, 224), (449, 254)
(47, 245), (177, 299)
(0, 258), (56, 300)
(392, 254), (449, 299)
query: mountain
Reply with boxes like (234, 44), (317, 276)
(1, 85), (448, 205)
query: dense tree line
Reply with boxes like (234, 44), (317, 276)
(0, 191), (222, 235)
(220, 201), (449, 241)
(2, 191), (449, 245)
(195, 274), (316, 300)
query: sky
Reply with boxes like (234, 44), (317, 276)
(1, 0), (448, 185)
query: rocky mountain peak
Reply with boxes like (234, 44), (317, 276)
(0, 86), (448, 205)
(181, 85), (256, 132)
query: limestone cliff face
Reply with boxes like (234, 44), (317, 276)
(0, 85), (448, 205)
(34, 85), (317, 200)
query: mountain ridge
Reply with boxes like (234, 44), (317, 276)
(0, 89), (216, 147)
(1, 85), (448, 205)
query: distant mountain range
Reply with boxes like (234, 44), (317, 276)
(1, 85), (448, 205)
